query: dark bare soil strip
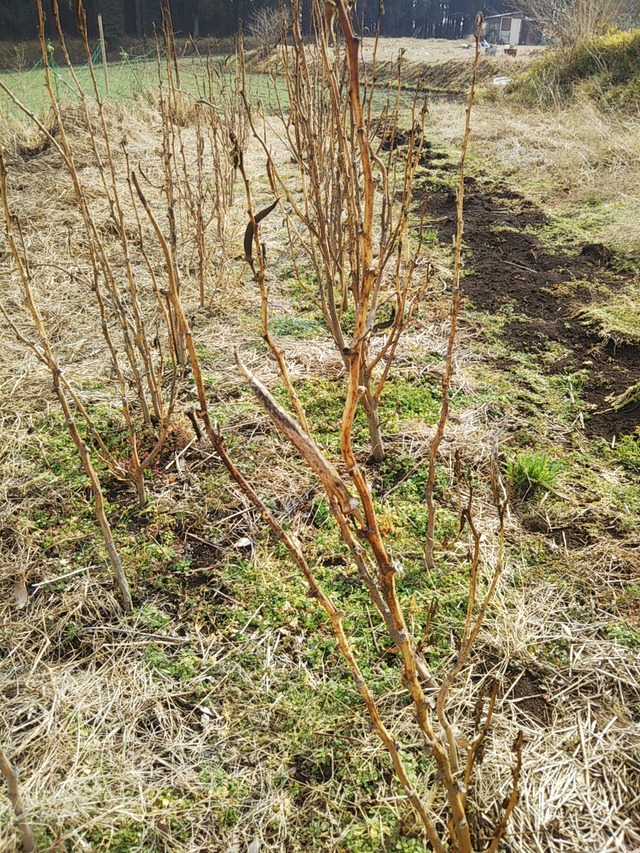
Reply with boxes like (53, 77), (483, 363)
(425, 171), (640, 439)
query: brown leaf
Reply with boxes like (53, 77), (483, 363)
(13, 580), (28, 609)
(243, 199), (279, 263)
(155, 819), (170, 836)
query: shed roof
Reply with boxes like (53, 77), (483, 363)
(484, 11), (524, 20)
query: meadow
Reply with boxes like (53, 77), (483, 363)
(0, 22), (639, 853)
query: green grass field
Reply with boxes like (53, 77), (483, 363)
(0, 51), (288, 122)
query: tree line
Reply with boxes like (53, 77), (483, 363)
(0, 0), (517, 44)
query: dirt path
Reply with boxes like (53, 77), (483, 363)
(424, 164), (640, 438)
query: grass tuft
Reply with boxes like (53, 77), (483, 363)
(579, 281), (640, 346)
(508, 451), (563, 499)
(614, 432), (640, 475)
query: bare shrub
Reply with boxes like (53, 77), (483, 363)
(0, 0), (244, 609)
(522, 0), (640, 45)
(246, 4), (289, 59)
(8, 44), (27, 74)
(154, 9), (247, 310)
(164, 5), (523, 849)
(247, 0), (430, 462)
(0, 149), (134, 613)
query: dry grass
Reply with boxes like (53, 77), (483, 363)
(578, 281), (640, 345)
(478, 584), (640, 852)
(430, 95), (640, 254)
(254, 36), (543, 94)
(357, 37), (545, 66)
(3, 548), (638, 850)
(0, 570), (309, 850)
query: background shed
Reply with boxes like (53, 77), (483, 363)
(484, 12), (542, 45)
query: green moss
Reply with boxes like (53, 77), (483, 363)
(380, 376), (442, 429)
(293, 378), (355, 447)
(85, 822), (147, 852)
(373, 451), (428, 499)
(611, 484), (640, 534)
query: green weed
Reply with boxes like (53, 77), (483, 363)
(614, 433), (640, 475)
(271, 314), (325, 339)
(143, 644), (202, 682)
(137, 602), (172, 630)
(605, 621), (640, 651)
(508, 451), (563, 499)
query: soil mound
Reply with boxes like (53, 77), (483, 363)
(426, 174), (640, 438)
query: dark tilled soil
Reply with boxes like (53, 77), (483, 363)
(426, 176), (640, 439)
(507, 666), (552, 726)
(474, 655), (553, 727)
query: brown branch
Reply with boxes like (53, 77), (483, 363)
(486, 731), (524, 853)
(0, 746), (36, 853)
(133, 148), (445, 844)
(464, 679), (499, 801)
(425, 15), (482, 569)
(234, 80), (312, 438)
(234, 352), (361, 522)
(212, 432), (445, 853)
